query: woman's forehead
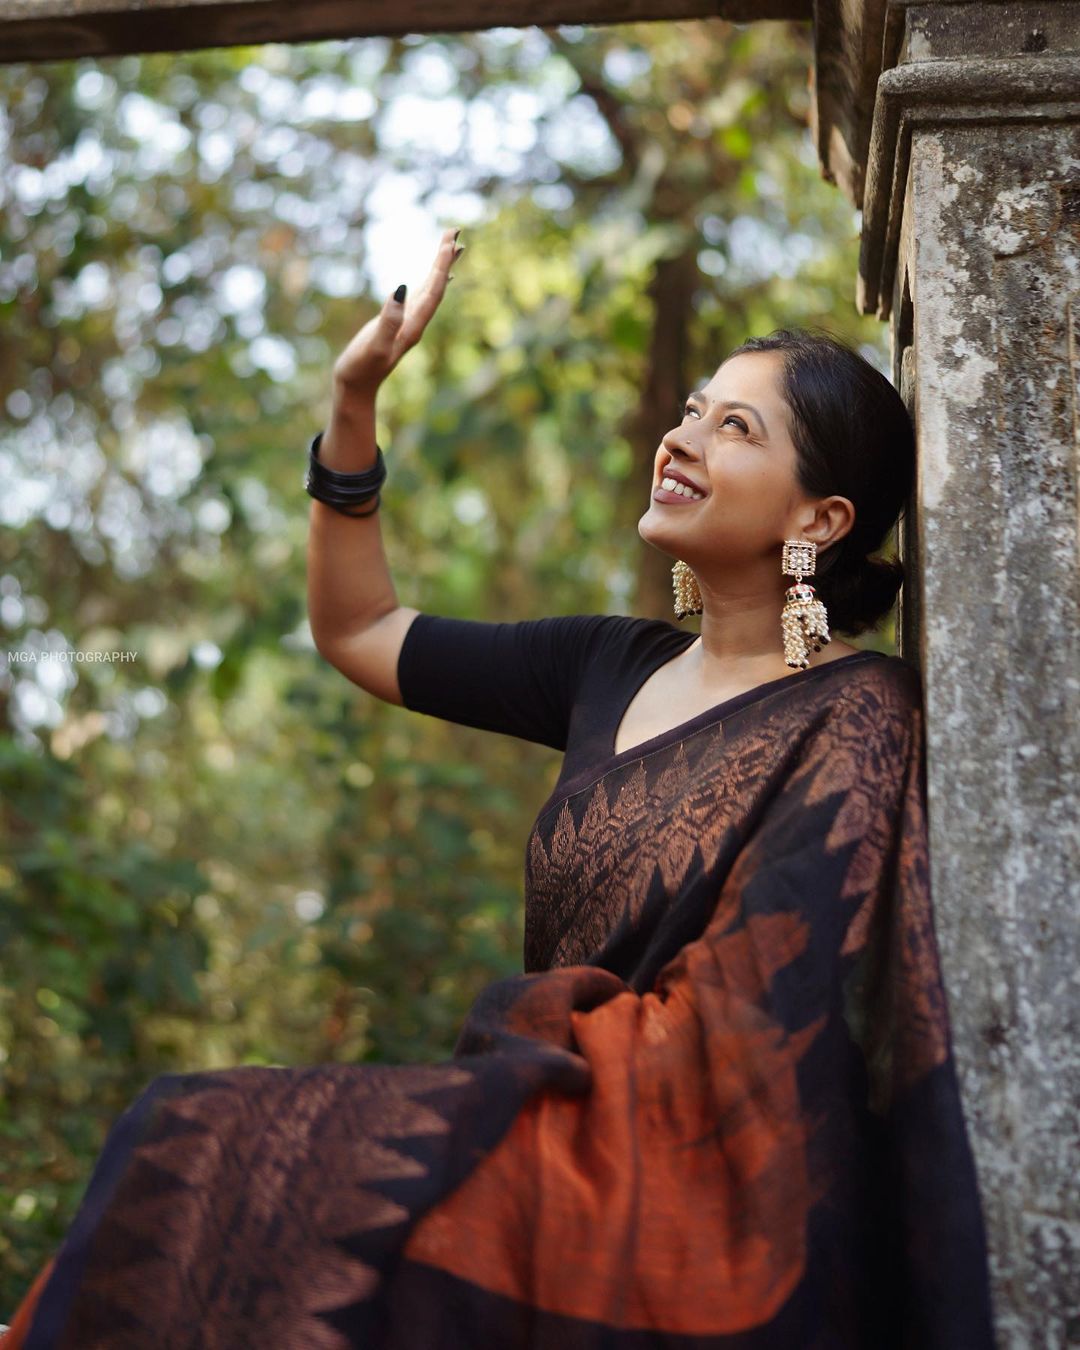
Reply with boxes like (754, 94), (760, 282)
(693, 351), (788, 439)
(705, 349), (783, 402)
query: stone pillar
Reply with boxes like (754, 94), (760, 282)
(842, 5), (1080, 1345)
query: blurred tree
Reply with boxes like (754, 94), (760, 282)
(0, 19), (890, 1309)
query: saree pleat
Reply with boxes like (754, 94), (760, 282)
(8, 653), (996, 1348)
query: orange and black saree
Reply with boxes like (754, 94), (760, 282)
(7, 615), (996, 1348)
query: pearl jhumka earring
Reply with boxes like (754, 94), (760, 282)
(672, 544), (831, 670)
(671, 559), (703, 621)
(781, 539), (830, 668)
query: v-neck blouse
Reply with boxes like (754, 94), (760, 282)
(398, 609), (892, 811)
(606, 639), (874, 766)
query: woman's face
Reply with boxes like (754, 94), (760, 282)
(638, 350), (820, 580)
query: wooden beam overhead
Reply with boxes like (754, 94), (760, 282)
(0, 0), (812, 65)
(808, 0), (891, 212)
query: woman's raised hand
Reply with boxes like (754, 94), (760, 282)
(332, 227), (463, 401)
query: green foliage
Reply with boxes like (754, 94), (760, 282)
(0, 20), (893, 1312)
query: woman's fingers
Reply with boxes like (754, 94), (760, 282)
(376, 282), (408, 350)
(363, 285), (407, 363)
(330, 227), (464, 397)
(331, 286), (407, 393)
(396, 228), (462, 351)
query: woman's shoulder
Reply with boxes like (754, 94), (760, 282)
(826, 647), (925, 723)
(540, 612), (694, 664)
(587, 612), (694, 647)
(587, 614), (701, 678)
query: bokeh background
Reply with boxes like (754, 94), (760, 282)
(0, 20), (895, 1308)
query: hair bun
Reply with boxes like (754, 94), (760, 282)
(816, 554), (904, 638)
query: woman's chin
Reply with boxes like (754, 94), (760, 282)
(637, 507), (680, 552)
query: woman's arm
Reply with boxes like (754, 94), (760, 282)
(307, 229), (460, 704)
(306, 387), (420, 706)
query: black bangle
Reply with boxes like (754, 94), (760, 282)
(330, 491), (381, 518)
(305, 431), (386, 516)
(308, 432), (386, 487)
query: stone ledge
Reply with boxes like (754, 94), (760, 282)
(857, 53), (1080, 319)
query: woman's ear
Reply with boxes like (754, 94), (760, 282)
(801, 495), (856, 553)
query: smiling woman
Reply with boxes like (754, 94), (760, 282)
(5, 244), (995, 1350)
(640, 327), (912, 656)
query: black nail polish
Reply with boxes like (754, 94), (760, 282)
(393, 284), (406, 303)
(453, 228), (461, 242)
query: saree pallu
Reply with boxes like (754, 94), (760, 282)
(7, 654), (996, 1348)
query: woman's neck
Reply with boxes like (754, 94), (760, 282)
(686, 583), (857, 681)
(694, 583), (790, 673)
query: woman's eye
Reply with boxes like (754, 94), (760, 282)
(678, 404), (746, 431)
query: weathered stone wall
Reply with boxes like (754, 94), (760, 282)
(904, 120), (1080, 1349)
(861, 7), (1080, 1343)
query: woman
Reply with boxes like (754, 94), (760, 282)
(6, 230), (996, 1348)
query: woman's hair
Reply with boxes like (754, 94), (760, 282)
(725, 325), (915, 637)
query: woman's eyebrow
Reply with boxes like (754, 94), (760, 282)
(688, 392), (768, 435)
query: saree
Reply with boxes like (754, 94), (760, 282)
(6, 614), (996, 1348)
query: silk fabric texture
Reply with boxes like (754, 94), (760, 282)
(8, 618), (996, 1348)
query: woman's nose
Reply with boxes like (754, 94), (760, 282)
(662, 425), (700, 459)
